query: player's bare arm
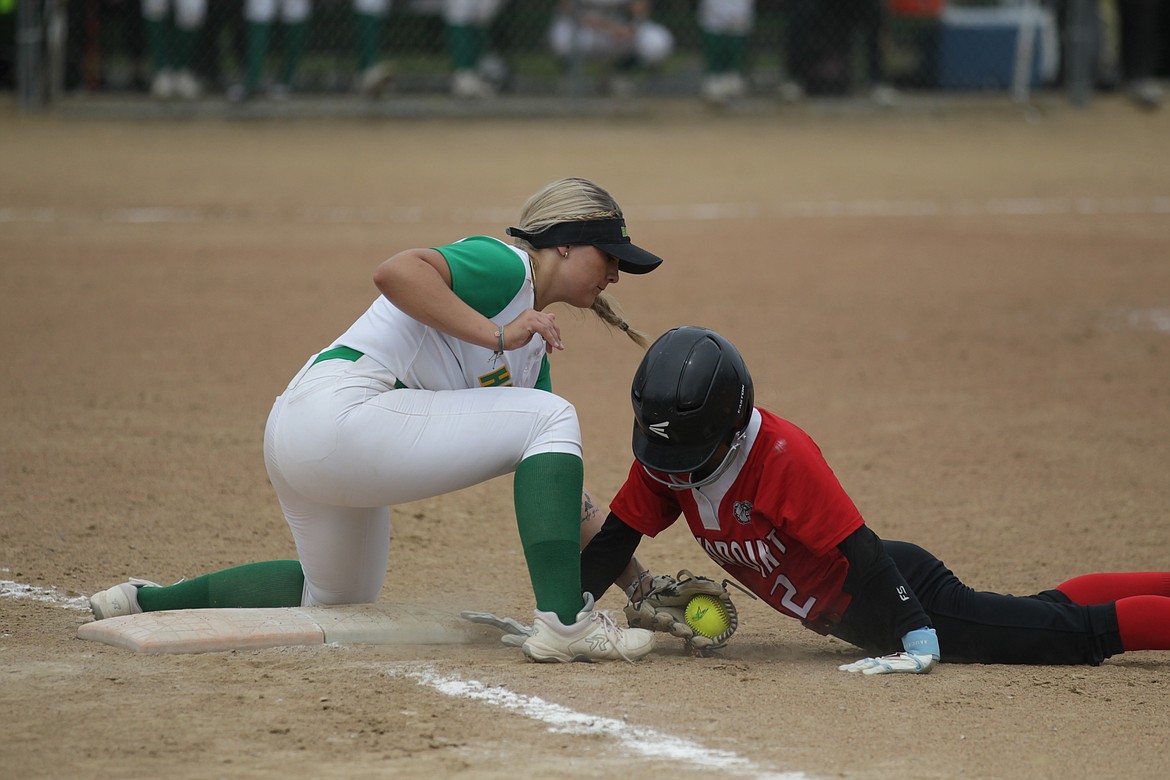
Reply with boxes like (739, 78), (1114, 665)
(374, 248), (498, 349)
(581, 488), (650, 599)
(374, 248), (562, 353)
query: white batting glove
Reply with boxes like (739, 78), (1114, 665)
(838, 652), (937, 675)
(461, 610), (533, 647)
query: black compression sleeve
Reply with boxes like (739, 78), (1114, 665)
(580, 512), (643, 601)
(837, 526), (931, 650)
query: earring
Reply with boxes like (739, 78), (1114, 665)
(561, 250), (569, 258)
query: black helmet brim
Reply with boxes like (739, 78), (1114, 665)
(632, 422), (723, 475)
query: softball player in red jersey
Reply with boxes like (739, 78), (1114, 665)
(582, 327), (1170, 672)
(88, 178), (660, 663)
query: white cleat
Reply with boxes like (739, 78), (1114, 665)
(357, 61), (395, 97)
(1129, 78), (1163, 111)
(451, 69), (496, 99)
(606, 75), (636, 99)
(870, 83), (898, 107)
(701, 73), (747, 106)
(777, 79), (805, 103)
(172, 70), (202, 100)
(151, 70), (175, 100)
(522, 593), (654, 663)
(88, 578), (162, 620)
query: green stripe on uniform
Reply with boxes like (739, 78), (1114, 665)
(312, 346), (364, 365)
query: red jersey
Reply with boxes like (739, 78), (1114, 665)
(610, 408), (864, 626)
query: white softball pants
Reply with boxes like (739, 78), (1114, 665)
(443, 0), (504, 25)
(245, 0), (312, 25)
(698, 0), (755, 35)
(142, 0), (207, 28)
(353, 0), (390, 16)
(548, 17), (674, 65)
(353, 0), (501, 23)
(263, 354), (582, 606)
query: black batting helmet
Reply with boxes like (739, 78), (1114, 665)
(631, 326), (754, 475)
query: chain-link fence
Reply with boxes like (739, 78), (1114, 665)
(7, 1), (1166, 110)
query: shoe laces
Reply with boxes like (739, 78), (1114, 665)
(584, 608), (637, 664)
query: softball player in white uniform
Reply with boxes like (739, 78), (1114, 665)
(142, 0), (207, 99)
(697, 0), (754, 104)
(548, 0), (674, 69)
(89, 178), (662, 663)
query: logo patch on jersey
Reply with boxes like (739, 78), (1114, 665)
(648, 421), (670, 438)
(733, 500), (753, 525)
(479, 366), (512, 387)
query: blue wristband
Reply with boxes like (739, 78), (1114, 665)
(902, 627), (940, 660)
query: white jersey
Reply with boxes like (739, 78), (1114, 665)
(330, 235), (552, 392)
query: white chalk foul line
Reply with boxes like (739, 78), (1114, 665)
(379, 663), (811, 780)
(1128, 307), (1170, 334)
(0, 577), (91, 611)
(2, 197), (1168, 226)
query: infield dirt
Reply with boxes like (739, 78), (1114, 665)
(2, 94), (1168, 779)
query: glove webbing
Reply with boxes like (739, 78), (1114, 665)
(628, 570), (754, 652)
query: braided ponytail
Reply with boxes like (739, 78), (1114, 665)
(592, 292), (649, 348)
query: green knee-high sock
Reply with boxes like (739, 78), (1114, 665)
(355, 12), (382, 70)
(513, 453), (585, 625)
(704, 32), (735, 74)
(727, 34), (747, 74)
(136, 560), (305, 612)
(447, 24), (480, 71)
(278, 21), (309, 85)
(146, 18), (171, 71)
(174, 27), (196, 71)
(702, 31), (719, 74)
(246, 22), (271, 91)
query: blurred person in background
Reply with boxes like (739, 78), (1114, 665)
(350, 0), (505, 99)
(228, 0), (312, 101)
(697, 0), (753, 105)
(548, 0), (674, 97)
(780, 0), (896, 105)
(444, 0), (506, 98)
(1116, 0), (1163, 108)
(142, 0), (207, 99)
(352, 0), (394, 96)
(192, 0), (241, 93)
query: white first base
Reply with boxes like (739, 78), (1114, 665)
(77, 603), (489, 654)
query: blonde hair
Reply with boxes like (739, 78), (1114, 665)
(512, 177), (649, 348)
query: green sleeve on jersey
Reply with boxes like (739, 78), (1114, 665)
(436, 236), (526, 318)
(536, 354), (552, 392)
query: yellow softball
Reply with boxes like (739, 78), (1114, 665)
(684, 594), (730, 639)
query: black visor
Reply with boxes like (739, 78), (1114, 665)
(506, 218), (662, 274)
